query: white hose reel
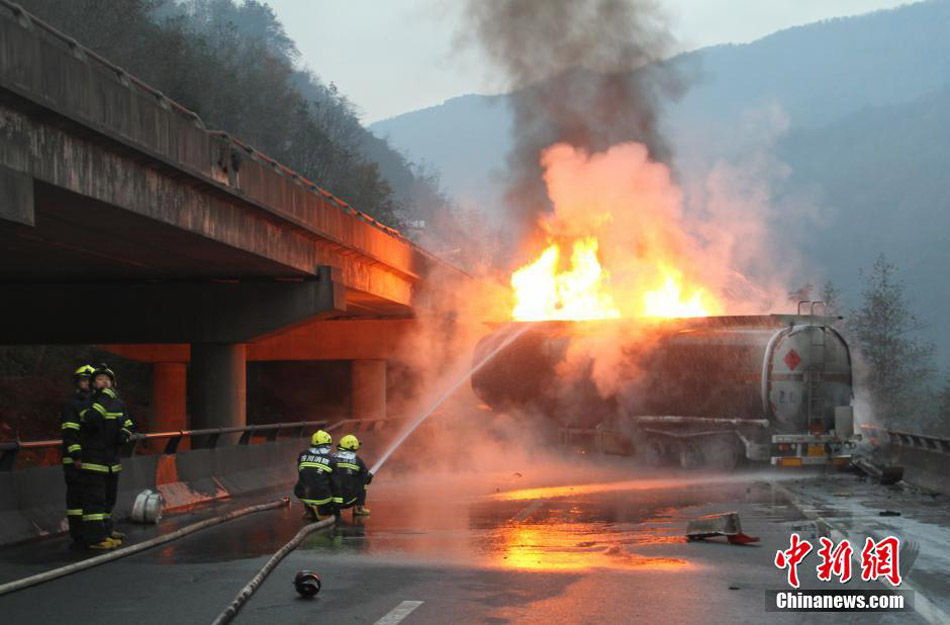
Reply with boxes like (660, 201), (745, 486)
(131, 489), (164, 524)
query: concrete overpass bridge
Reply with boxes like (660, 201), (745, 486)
(0, 2), (464, 432)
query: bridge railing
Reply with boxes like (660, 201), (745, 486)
(0, 418), (388, 471)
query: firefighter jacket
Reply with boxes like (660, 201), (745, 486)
(294, 444), (339, 506)
(78, 388), (136, 474)
(60, 389), (90, 465)
(331, 449), (370, 507)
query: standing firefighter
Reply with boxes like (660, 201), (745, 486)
(294, 430), (339, 521)
(78, 364), (135, 550)
(332, 434), (372, 517)
(60, 364), (95, 542)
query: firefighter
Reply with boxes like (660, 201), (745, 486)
(60, 364), (95, 542)
(294, 430), (339, 521)
(78, 363), (135, 550)
(332, 434), (372, 517)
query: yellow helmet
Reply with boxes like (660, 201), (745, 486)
(73, 364), (95, 381)
(311, 430), (332, 446)
(339, 434), (360, 451)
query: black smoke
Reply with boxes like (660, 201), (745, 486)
(461, 0), (683, 258)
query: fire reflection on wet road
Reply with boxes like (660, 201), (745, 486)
(0, 468), (926, 624)
(148, 469), (777, 575)
(494, 523), (689, 572)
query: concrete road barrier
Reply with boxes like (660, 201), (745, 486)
(0, 422), (384, 546)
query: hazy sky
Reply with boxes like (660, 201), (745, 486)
(266, 0), (913, 123)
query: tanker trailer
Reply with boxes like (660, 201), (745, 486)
(471, 311), (855, 468)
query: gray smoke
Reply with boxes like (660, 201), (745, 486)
(462, 0), (683, 256)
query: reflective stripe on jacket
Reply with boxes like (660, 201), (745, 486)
(78, 388), (136, 471)
(295, 445), (339, 503)
(60, 389), (89, 464)
(331, 449), (369, 506)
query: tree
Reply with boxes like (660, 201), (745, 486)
(848, 254), (936, 430)
(820, 280), (844, 317)
(938, 377), (950, 436)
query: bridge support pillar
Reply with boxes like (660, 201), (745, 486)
(151, 362), (187, 433)
(190, 343), (246, 435)
(351, 359), (386, 421)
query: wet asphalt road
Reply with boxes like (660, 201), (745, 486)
(0, 464), (926, 624)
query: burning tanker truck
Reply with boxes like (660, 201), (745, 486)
(472, 306), (856, 469)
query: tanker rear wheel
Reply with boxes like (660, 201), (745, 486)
(678, 442), (704, 470)
(704, 434), (741, 471)
(634, 438), (667, 467)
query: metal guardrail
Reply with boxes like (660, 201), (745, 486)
(0, 418), (388, 471)
(883, 430), (950, 455)
(859, 424), (950, 455)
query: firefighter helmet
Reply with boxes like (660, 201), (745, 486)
(73, 364), (95, 382)
(91, 363), (117, 387)
(311, 430), (332, 446)
(339, 434), (360, 451)
(293, 570), (321, 597)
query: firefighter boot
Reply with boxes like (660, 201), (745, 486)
(88, 538), (118, 551)
(353, 505), (371, 517)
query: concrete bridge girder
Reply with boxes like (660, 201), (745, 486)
(104, 319), (412, 431)
(0, 5), (473, 435)
(0, 267), (346, 344)
(0, 109), (415, 309)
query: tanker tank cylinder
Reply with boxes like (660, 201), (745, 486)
(471, 316), (856, 458)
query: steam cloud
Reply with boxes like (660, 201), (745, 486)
(461, 0), (682, 257)
(379, 3), (810, 476)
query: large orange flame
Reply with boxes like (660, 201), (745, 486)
(509, 142), (725, 321)
(511, 237), (620, 321)
(641, 264), (717, 318)
(512, 247), (716, 320)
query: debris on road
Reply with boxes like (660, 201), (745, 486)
(294, 570), (322, 598)
(852, 456), (904, 485)
(685, 512), (760, 545)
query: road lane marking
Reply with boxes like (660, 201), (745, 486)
(374, 600), (424, 624)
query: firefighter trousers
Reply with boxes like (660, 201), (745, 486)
(63, 464), (83, 541)
(79, 468), (119, 544)
(106, 471), (118, 534)
(294, 482), (337, 517)
(338, 487), (367, 509)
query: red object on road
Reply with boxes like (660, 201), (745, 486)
(727, 532), (760, 545)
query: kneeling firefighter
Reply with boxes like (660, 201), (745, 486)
(78, 364), (135, 550)
(294, 430), (340, 521)
(332, 434), (372, 517)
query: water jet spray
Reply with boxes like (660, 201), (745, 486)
(370, 322), (534, 475)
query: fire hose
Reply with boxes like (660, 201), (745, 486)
(208, 328), (531, 622)
(0, 498), (291, 597)
(210, 325), (534, 622)
(210, 516), (335, 625)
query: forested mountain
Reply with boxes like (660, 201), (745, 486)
(16, 0), (451, 229)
